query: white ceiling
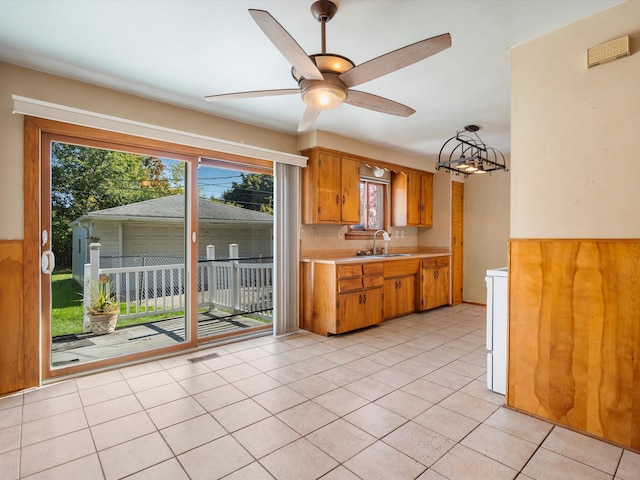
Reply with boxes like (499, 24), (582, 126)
(0, 0), (623, 158)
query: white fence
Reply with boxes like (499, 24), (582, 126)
(83, 243), (273, 332)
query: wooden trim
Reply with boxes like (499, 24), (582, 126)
(0, 240), (32, 394)
(22, 117), (42, 390)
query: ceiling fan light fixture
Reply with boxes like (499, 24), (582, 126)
(300, 74), (348, 110)
(302, 83), (347, 109)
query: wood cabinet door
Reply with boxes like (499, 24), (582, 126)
(406, 171), (422, 226)
(340, 156), (361, 224)
(384, 278), (399, 319)
(362, 287), (384, 327)
(435, 266), (450, 307)
(451, 182), (464, 304)
(317, 151), (342, 223)
(420, 173), (433, 227)
(422, 268), (438, 310)
(384, 275), (415, 318)
(336, 291), (365, 333)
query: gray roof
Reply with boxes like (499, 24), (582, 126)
(77, 195), (273, 224)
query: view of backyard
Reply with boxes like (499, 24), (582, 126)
(49, 142), (275, 367)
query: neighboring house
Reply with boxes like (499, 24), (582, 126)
(70, 195), (273, 284)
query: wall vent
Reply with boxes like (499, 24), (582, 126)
(587, 35), (630, 68)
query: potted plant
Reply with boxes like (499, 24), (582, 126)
(86, 274), (119, 335)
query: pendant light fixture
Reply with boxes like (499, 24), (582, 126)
(437, 125), (507, 176)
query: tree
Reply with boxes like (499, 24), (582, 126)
(51, 142), (183, 266)
(220, 173), (274, 214)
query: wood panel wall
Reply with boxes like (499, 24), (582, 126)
(0, 240), (39, 395)
(508, 239), (640, 451)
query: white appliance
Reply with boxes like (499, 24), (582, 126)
(486, 267), (508, 395)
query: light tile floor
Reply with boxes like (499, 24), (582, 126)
(1, 304), (639, 479)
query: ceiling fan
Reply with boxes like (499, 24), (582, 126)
(205, 0), (451, 132)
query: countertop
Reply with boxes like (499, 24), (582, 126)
(301, 251), (451, 265)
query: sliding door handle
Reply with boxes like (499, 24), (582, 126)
(41, 250), (55, 274)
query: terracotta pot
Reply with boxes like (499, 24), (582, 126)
(88, 311), (118, 335)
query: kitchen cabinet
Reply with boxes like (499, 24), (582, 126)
(383, 258), (420, 319)
(421, 256), (450, 310)
(391, 170), (433, 227)
(301, 261), (384, 335)
(301, 148), (360, 224)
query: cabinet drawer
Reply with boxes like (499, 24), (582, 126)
(363, 262), (384, 276)
(363, 275), (384, 289)
(338, 264), (363, 278)
(338, 277), (363, 292)
(384, 258), (420, 278)
(423, 256), (450, 268)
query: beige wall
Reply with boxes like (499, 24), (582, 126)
(511, 1), (640, 238)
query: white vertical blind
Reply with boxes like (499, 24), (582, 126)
(272, 162), (301, 336)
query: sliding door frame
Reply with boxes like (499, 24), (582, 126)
(24, 116), (273, 380)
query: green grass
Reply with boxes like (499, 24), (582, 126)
(51, 271), (84, 336)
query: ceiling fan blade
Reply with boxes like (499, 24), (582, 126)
(339, 33), (452, 88)
(345, 90), (415, 117)
(298, 105), (322, 132)
(205, 89), (299, 101)
(249, 9), (324, 81)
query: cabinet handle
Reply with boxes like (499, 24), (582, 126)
(359, 294), (363, 304)
(342, 195), (346, 205)
(336, 194), (340, 204)
(363, 293), (367, 304)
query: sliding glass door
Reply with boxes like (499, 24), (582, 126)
(42, 134), (193, 375)
(196, 159), (274, 341)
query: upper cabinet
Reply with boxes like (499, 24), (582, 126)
(301, 148), (360, 225)
(301, 147), (434, 227)
(391, 171), (433, 227)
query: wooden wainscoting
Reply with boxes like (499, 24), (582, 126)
(508, 239), (640, 451)
(0, 240), (39, 395)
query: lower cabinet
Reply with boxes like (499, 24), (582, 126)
(302, 261), (384, 335)
(384, 276), (415, 319)
(421, 256), (451, 310)
(337, 288), (384, 334)
(300, 255), (450, 335)
(383, 259), (420, 320)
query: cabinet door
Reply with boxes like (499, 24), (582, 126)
(384, 278), (399, 318)
(406, 171), (422, 226)
(422, 268), (439, 310)
(420, 173), (433, 227)
(384, 276), (415, 319)
(362, 287), (384, 327)
(422, 266), (450, 310)
(336, 291), (365, 333)
(435, 266), (450, 307)
(340, 156), (361, 224)
(317, 151), (342, 223)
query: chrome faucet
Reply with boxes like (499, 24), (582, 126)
(372, 229), (390, 255)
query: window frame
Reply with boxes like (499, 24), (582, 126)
(346, 176), (391, 239)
